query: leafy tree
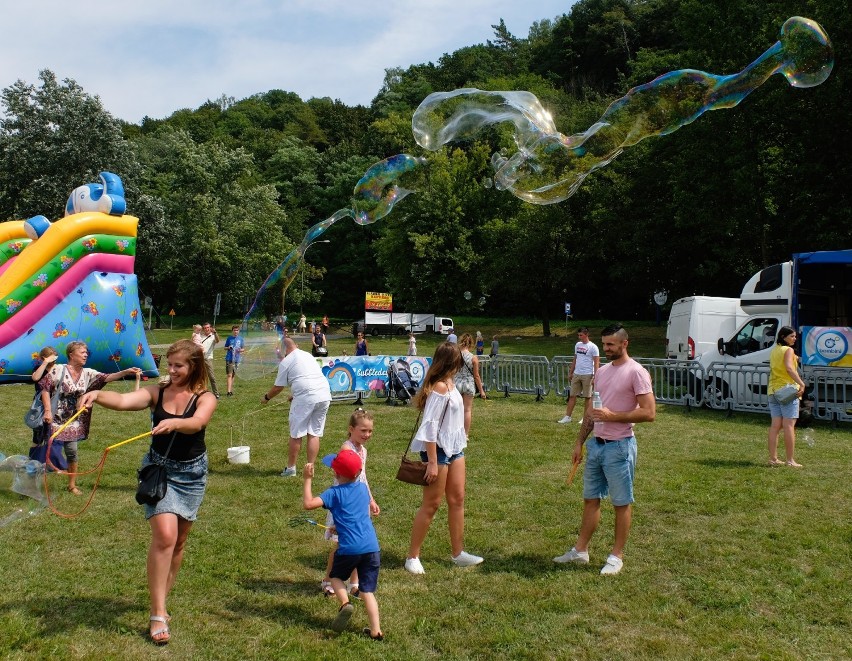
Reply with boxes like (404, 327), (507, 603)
(306, 97), (372, 150)
(371, 66), (436, 118)
(133, 128), (296, 317)
(372, 145), (496, 310)
(0, 70), (139, 220)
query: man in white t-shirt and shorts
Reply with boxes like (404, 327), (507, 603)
(262, 337), (332, 477)
(558, 327), (600, 423)
(553, 324), (655, 575)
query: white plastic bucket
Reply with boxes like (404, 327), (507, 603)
(227, 446), (250, 465)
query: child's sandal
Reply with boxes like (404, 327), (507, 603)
(320, 579), (334, 596)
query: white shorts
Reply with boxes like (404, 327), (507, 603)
(289, 399), (330, 439)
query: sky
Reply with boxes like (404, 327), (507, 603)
(0, 1), (573, 124)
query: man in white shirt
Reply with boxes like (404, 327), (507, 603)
(558, 327), (600, 423)
(262, 337), (332, 477)
(200, 322), (220, 398)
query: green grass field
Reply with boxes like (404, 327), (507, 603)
(1, 323), (849, 660)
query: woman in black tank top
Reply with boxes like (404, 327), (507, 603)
(78, 339), (217, 645)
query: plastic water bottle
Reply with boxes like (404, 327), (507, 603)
(802, 429), (815, 448)
(592, 391), (602, 409)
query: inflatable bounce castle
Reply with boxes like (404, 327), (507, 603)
(0, 172), (157, 382)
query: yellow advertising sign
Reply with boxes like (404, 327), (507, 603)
(365, 291), (392, 311)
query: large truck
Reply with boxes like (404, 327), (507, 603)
(354, 312), (454, 337)
(678, 250), (852, 401)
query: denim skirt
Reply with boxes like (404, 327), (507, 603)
(140, 450), (208, 521)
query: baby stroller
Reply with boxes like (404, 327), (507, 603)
(386, 358), (419, 405)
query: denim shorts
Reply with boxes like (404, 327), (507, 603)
(330, 550), (381, 593)
(141, 450), (208, 521)
(420, 447), (464, 465)
(768, 393), (799, 419)
(582, 436), (637, 506)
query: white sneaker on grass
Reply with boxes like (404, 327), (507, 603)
(404, 557), (425, 574)
(558, 416), (572, 424)
(600, 554), (624, 575)
(280, 466), (297, 477)
(553, 547), (589, 564)
(451, 551), (484, 567)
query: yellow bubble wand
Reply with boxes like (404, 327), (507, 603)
(48, 405), (89, 441)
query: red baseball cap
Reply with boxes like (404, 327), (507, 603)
(324, 449), (362, 479)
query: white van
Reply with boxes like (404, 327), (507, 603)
(666, 296), (744, 360)
(436, 317), (454, 334)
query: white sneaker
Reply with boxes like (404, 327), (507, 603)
(600, 554), (623, 575)
(553, 547), (590, 564)
(280, 466), (297, 477)
(404, 557), (425, 574)
(558, 415), (572, 424)
(451, 551), (484, 567)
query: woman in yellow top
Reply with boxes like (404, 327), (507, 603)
(767, 326), (806, 467)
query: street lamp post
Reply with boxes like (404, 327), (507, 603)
(300, 240), (330, 316)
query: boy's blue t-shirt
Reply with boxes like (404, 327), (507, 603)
(224, 335), (244, 363)
(319, 481), (379, 555)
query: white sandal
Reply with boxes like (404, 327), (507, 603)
(149, 615), (170, 645)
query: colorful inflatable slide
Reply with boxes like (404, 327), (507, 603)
(0, 193), (157, 382)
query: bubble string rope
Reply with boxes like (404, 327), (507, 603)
(44, 401), (151, 518)
(230, 397), (288, 449)
(42, 429), (152, 518)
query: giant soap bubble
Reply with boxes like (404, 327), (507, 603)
(412, 16), (832, 204)
(0, 452), (47, 527)
(239, 155), (428, 376)
(241, 16), (832, 359)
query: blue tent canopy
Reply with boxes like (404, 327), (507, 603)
(794, 250), (852, 265)
(792, 250), (852, 329)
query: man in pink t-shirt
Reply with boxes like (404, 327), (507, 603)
(553, 324), (655, 575)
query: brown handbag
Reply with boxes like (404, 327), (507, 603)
(395, 453), (429, 486)
(395, 398), (449, 486)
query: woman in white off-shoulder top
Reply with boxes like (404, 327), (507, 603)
(404, 342), (484, 574)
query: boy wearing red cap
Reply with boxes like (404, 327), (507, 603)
(303, 450), (382, 640)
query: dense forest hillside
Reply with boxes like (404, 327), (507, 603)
(1, 0), (849, 330)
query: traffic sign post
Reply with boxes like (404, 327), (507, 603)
(169, 308), (176, 330)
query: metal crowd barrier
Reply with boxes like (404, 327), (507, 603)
(703, 361), (770, 413)
(330, 389), (371, 404)
(635, 358), (704, 408)
(806, 367), (852, 422)
(550, 356), (575, 399)
(489, 354), (551, 400)
(360, 351), (851, 422)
